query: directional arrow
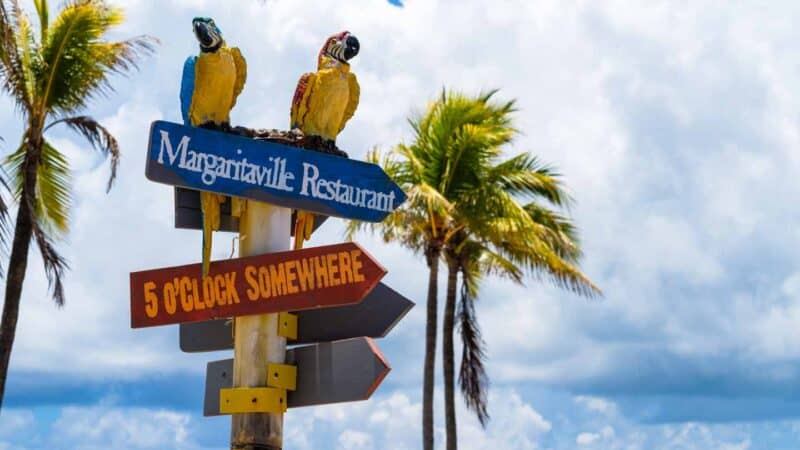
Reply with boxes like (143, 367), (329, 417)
(179, 282), (414, 351)
(129, 242), (385, 328)
(204, 337), (390, 415)
(146, 121), (406, 222)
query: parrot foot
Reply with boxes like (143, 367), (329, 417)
(299, 134), (349, 158)
(211, 126), (350, 159)
(198, 121), (233, 133)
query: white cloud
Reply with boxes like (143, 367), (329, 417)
(575, 396), (617, 416)
(337, 430), (372, 450)
(52, 405), (192, 449)
(283, 388), (551, 450)
(1, 0), (800, 447)
(0, 409), (34, 438)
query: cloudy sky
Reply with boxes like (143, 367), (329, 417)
(1, 0), (800, 448)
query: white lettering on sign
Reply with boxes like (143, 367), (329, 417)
(156, 131), (396, 213)
(300, 163), (396, 213)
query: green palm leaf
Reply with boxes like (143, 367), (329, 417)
(47, 115), (119, 191)
(5, 140), (71, 236)
(39, 0), (155, 114)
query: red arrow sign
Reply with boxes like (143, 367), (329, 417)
(130, 242), (386, 328)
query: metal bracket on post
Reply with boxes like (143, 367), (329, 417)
(277, 312), (297, 340)
(219, 387), (287, 414)
(267, 363), (297, 391)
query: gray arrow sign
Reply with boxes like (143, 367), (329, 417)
(204, 337), (390, 415)
(180, 282), (413, 352)
(174, 186), (328, 234)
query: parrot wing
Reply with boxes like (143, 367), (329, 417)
(290, 72), (315, 129)
(339, 72), (360, 133)
(230, 47), (247, 110)
(180, 56), (197, 125)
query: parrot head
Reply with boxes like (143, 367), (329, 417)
(318, 31), (360, 68)
(192, 17), (224, 52)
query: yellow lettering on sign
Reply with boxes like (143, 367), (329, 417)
(313, 256), (329, 288)
(164, 286), (178, 315)
(225, 272), (240, 304)
(203, 276), (215, 308)
(187, 276), (204, 311)
(214, 275), (227, 306)
(327, 253), (340, 287)
(245, 266), (259, 301)
(144, 281), (158, 318)
(270, 264), (287, 297)
(164, 278), (192, 312)
(351, 249), (365, 282)
(175, 277), (197, 309)
(296, 258), (314, 291)
(338, 251), (353, 284)
(258, 266), (271, 299)
(197, 278), (210, 308)
(285, 260), (299, 294)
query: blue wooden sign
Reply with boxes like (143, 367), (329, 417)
(146, 121), (406, 222)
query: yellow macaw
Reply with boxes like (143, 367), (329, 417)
(290, 31), (360, 249)
(180, 17), (247, 276)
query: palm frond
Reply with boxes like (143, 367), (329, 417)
(32, 0), (47, 41)
(0, 0), (33, 111)
(29, 199), (68, 306)
(47, 115), (119, 191)
(522, 202), (582, 261)
(0, 141), (11, 276)
(12, 0), (37, 103)
(503, 235), (601, 298)
(39, 0), (156, 114)
(4, 140), (71, 236)
(458, 263), (489, 427)
(488, 153), (571, 207)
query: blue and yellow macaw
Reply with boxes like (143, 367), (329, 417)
(180, 17), (247, 276)
(290, 31), (360, 249)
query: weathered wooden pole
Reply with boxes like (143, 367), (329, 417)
(231, 200), (290, 449)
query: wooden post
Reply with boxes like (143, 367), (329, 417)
(231, 200), (289, 449)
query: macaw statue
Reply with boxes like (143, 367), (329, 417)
(180, 17), (247, 276)
(290, 31), (360, 249)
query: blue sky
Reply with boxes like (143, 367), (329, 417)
(1, 0), (800, 448)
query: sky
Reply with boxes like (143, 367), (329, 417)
(1, 0), (800, 448)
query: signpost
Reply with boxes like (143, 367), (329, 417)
(146, 121), (406, 223)
(180, 282), (414, 351)
(133, 113), (411, 448)
(204, 337), (391, 415)
(130, 242), (386, 328)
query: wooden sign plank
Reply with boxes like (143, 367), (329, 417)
(179, 282), (414, 352)
(146, 121), (406, 222)
(129, 242), (386, 328)
(173, 187), (329, 234)
(204, 337), (390, 415)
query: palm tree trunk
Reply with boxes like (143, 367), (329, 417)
(443, 261), (458, 450)
(0, 144), (38, 409)
(423, 246), (441, 450)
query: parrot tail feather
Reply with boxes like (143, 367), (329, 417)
(294, 210), (315, 250)
(201, 192), (225, 278)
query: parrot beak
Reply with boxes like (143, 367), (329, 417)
(193, 21), (214, 48)
(344, 34), (360, 61)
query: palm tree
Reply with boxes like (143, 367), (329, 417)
(0, 0), (155, 408)
(441, 157), (600, 448)
(350, 90), (600, 449)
